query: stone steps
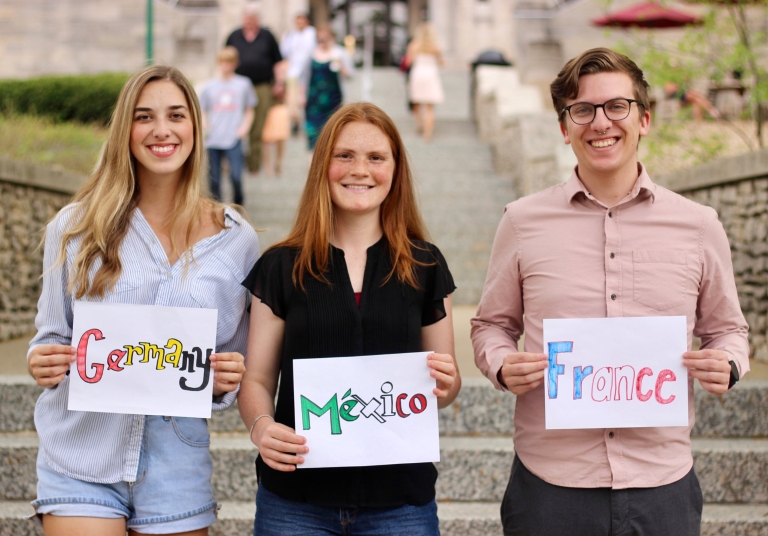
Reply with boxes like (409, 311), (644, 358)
(3, 431), (768, 504)
(5, 377), (768, 438)
(2, 500), (767, 536)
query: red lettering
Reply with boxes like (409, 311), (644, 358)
(396, 393), (410, 418)
(77, 329), (105, 383)
(636, 367), (653, 402)
(409, 393), (427, 414)
(655, 369), (677, 404)
(107, 349), (127, 371)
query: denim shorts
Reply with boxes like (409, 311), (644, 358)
(32, 415), (217, 534)
(254, 486), (440, 536)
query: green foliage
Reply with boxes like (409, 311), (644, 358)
(0, 73), (128, 125)
(0, 114), (107, 175)
(611, 0), (768, 147)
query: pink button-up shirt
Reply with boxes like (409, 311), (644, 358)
(471, 165), (749, 489)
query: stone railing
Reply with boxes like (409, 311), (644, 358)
(473, 65), (576, 196)
(0, 157), (84, 341)
(659, 149), (768, 363)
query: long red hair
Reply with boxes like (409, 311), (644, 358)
(272, 102), (430, 289)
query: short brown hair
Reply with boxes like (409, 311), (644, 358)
(550, 48), (650, 125)
(217, 46), (239, 64)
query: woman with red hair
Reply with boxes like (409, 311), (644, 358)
(239, 102), (460, 535)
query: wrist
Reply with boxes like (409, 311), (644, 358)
(249, 414), (275, 446)
(496, 367), (508, 389)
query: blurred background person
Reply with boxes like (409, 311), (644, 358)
(405, 22), (444, 142)
(261, 61), (290, 177)
(200, 46), (257, 205)
(300, 26), (354, 153)
(280, 13), (316, 136)
(226, 3), (282, 173)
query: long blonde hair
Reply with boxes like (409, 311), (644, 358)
(272, 102), (430, 290)
(412, 22), (441, 56)
(57, 65), (216, 299)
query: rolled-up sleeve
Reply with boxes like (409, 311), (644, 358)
(470, 207), (525, 390)
(694, 209), (750, 378)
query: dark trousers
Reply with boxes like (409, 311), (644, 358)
(501, 455), (702, 536)
(208, 141), (244, 205)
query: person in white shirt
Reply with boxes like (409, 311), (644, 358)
(280, 13), (316, 135)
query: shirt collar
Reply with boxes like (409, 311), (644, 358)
(564, 163), (657, 205)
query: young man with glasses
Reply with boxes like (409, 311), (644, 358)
(471, 48), (748, 535)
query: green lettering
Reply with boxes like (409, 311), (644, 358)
(340, 399), (359, 422)
(300, 394), (342, 434)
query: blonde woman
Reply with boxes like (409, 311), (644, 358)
(27, 65), (259, 536)
(405, 22), (444, 142)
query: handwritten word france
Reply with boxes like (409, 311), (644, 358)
(301, 381), (428, 434)
(547, 341), (678, 404)
(76, 329), (212, 391)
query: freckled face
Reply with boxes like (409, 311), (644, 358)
(327, 121), (395, 219)
(560, 72), (650, 182)
(130, 80), (194, 184)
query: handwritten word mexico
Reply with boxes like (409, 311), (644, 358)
(76, 329), (212, 391)
(547, 341), (678, 404)
(301, 381), (428, 434)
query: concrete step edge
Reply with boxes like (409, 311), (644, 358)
(1, 500), (767, 523)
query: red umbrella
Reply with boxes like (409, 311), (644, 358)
(592, 2), (703, 28)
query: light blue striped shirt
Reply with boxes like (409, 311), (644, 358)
(30, 204), (259, 483)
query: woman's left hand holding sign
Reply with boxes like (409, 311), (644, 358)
(210, 352), (246, 396)
(428, 352), (457, 401)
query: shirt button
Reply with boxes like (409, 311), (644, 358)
(167, 272), (172, 278)
(610, 252), (615, 259)
(611, 294), (617, 300)
(608, 211), (613, 218)
(609, 431), (615, 438)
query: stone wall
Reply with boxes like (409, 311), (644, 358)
(659, 149), (768, 364)
(474, 65), (576, 197)
(0, 157), (83, 341)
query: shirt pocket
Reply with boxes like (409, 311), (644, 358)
(632, 250), (689, 311)
(190, 251), (248, 344)
(89, 276), (142, 303)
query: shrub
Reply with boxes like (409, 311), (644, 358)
(0, 73), (129, 125)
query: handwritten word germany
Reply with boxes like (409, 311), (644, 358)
(547, 341), (678, 404)
(301, 382), (428, 434)
(76, 329), (212, 391)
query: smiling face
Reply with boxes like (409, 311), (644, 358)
(130, 80), (194, 185)
(328, 121), (395, 220)
(560, 71), (650, 184)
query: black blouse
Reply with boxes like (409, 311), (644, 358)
(242, 237), (456, 508)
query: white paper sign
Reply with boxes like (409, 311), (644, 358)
(69, 301), (218, 418)
(543, 316), (688, 430)
(293, 351), (440, 469)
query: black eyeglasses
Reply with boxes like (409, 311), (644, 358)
(561, 98), (640, 125)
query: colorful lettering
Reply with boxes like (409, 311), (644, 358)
(636, 367), (654, 402)
(301, 394), (342, 434)
(573, 365), (593, 400)
(547, 341), (572, 399)
(77, 329), (105, 383)
(655, 369), (677, 404)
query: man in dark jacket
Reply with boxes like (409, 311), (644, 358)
(226, 4), (282, 173)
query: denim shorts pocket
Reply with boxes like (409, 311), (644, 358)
(632, 250), (688, 311)
(171, 417), (211, 447)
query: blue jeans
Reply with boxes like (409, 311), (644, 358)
(254, 486), (440, 536)
(33, 416), (216, 533)
(208, 141), (244, 205)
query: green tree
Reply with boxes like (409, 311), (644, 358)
(612, 0), (768, 148)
